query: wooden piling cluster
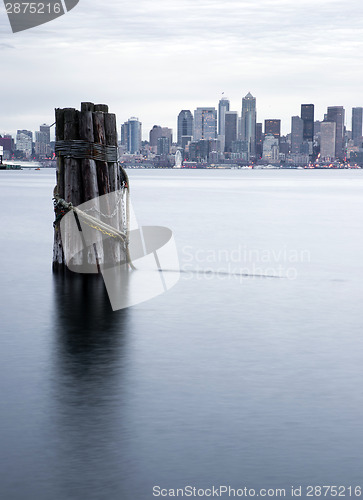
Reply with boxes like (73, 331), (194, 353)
(52, 102), (127, 272)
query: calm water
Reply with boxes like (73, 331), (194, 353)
(1, 168), (363, 499)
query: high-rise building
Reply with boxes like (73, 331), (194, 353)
(149, 126), (172, 149)
(320, 122), (336, 160)
(264, 119), (280, 138)
(150, 125), (163, 147)
(241, 92), (256, 157)
(194, 108), (217, 141)
(352, 107), (363, 144)
(255, 122), (263, 158)
(263, 134), (279, 163)
(39, 124), (51, 144)
(301, 104), (314, 142)
(157, 137), (170, 156)
(291, 116), (304, 154)
(16, 130), (32, 158)
(327, 106), (345, 159)
(218, 97), (230, 136)
(35, 123), (51, 157)
(0, 135), (14, 159)
(126, 117), (141, 154)
(177, 110), (193, 145)
(121, 122), (129, 147)
(224, 111), (238, 152)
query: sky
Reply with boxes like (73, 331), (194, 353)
(1, 0), (363, 140)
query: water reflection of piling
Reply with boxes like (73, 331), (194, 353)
(51, 273), (131, 498)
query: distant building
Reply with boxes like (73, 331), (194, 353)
(149, 126), (172, 150)
(314, 121), (321, 136)
(224, 111), (238, 152)
(149, 125), (163, 147)
(188, 139), (220, 162)
(157, 137), (170, 156)
(39, 124), (51, 144)
(264, 119), (280, 139)
(291, 116), (304, 154)
(218, 98), (230, 136)
(177, 110), (193, 146)
(352, 107), (363, 145)
(181, 135), (192, 149)
(194, 108), (217, 141)
(0, 135), (14, 159)
(255, 122), (263, 158)
(263, 134), (279, 163)
(320, 122), (336, 160)
(327, 106), (345, 159)
(34, 123), (51, 157)
(16, 130), (33, 158)
(241, 92), (256, 158)
(301, 104), (314, 142)
(126, 117), (142, 154)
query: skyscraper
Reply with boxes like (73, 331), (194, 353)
(301, 104), (314, 142)
(320, 122), (336, 159)
(218, 97), (230, 136)
(16, 130), (32, 158)
(177, 110), (193, 146)
(224, 111), (238, 152)
(291, 116), (304, 154)
(327, 106), (345, 159)
(241, 92), (256, 157)
(352, 107), (363, 144)
(264, 119), (280, 138)
(127, 117), (142, 154)
(255, 123), (263, 158)
(150, 126), (172, 148)
(194, 108), (217, 141)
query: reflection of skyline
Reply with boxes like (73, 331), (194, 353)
(51, 274), (131, 499)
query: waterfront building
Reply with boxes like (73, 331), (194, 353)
(241, 92), (256, 158)
(291, 116), (304, 154)
(327, 106), (345, 159)
(177, 110), (193, 146)
(264, 119), (281, 139)
(352, 107), (363, 145)
(194, 108), (217, 141)
(218, 97), (230, 137)
(224, 111), (238, 152)
(320, 121), (336, 160)
(16, 130), (32, 158)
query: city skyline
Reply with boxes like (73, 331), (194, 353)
(1, 0), (363, 140)
(1, 96), (363, 143)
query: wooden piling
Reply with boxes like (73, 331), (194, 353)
(52, 102), (126, 272)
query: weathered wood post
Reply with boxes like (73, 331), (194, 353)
(52, 102), (128, 273)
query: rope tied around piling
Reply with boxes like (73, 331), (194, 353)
(55, 140), (118, 163)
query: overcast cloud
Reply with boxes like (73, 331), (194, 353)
(1, 0), (363, 138)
